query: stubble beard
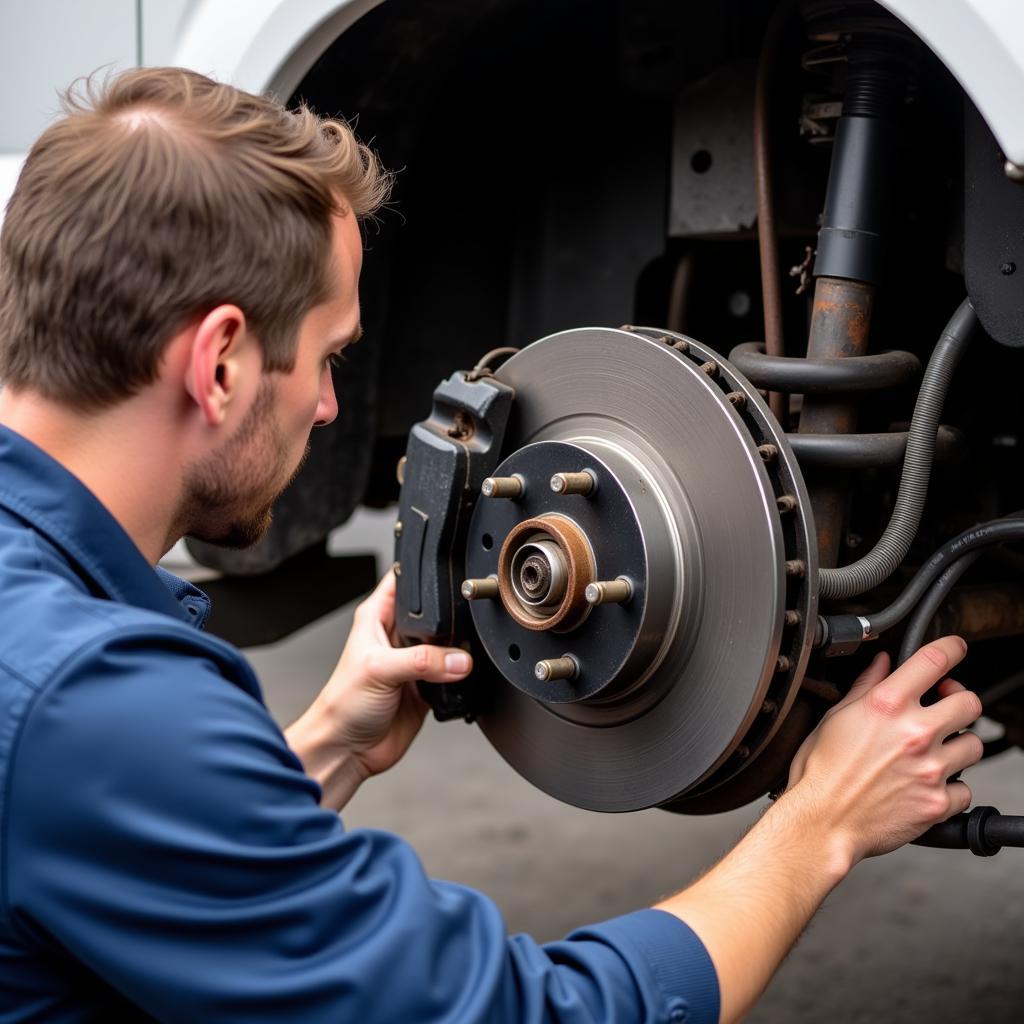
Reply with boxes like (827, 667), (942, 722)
(180, 377), (310, 549)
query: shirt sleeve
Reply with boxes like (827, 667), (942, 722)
(4, 627), (719, 1024)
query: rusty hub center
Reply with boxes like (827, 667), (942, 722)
(498, 514), (595, 632)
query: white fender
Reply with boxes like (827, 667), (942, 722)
(168, 0), (385, 99)
(880, 0), (1024, 165)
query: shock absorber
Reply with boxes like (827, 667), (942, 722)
(736, 11), (921, 572)
(799, 32), (916, 568)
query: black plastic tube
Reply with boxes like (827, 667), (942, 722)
(913, 807), (1024, 855)
(864, 516), (1024, 637)
(895, 549), (984, 666)
(820, 299), (980, 600)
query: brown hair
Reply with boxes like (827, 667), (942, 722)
(0, 67), (391, 410)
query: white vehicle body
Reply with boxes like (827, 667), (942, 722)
(1, 0), (1024, 223)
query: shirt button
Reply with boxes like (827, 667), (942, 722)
(667, 998), (689, 1022)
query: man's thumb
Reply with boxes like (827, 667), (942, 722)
(367, 644), (472, 686)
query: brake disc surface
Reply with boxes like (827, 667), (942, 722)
(466, 327), (817, 812)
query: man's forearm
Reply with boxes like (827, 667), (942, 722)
(657, 786), (852, 1024)
(285, 703), (368, 812)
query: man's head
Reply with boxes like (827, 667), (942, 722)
(0, 68), (388, 550)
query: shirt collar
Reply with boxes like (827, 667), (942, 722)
(0, 424), (196, 625)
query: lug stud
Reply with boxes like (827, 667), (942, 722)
(549, 470), (596, 496)
(585, 577), (633, 606)
(534, 656), (579, 682)
(776, 494), (798, 514)
(783, 609), (801, 627)
(461, 576), (499, 600)
(784, 559), (806, 578)
(482, 475), (525, 499)
(726, 391), (747, 409)
(757, 444), (778, 463)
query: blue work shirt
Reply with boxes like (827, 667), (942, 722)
(0, 424), (719, 1023)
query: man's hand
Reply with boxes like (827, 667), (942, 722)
(785, 636), (983, 862)
(285, 571), (472, 810)
(659, 635), (984, 1024)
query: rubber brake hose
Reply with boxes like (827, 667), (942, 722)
(819, 299), (979, 599)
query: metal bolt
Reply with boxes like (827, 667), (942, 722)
(776, 494), (798, 514)
(736, 744), (751, 760)
(757, 444), (778, 463)
(672, 339), (690, 353)
(1001, 261), (1017, 276)
(761, 698), (778, 716)
(784, 559), (806, 578)
(393, 561), (402, 578)
(394, 520), (403, 539)
(585, 577), (633, 606)
(396, 456), (407, 486)
(461, 576), (499, 600)
(726, 391), (747, 409)
(482, 475), (524, 499)
(783, 609), (801, 627)
(699, 360), (719, 378)
(534, 655), (579, 682)
(550, 470), (596, 497)
(776, 655), (792, 673)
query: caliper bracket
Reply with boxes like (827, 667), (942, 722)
(394, 370), (514, 718)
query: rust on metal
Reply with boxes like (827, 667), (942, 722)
(798, 276), (876, 567)
(496, 514), (595, 633)
(929, 583), (1024, 644)
(534, 656), (579, 682)
(461, 576), (499, 600)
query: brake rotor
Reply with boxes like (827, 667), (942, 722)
(463, 326), (817, 812)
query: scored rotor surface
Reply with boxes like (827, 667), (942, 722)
(475, 327), (792, 811)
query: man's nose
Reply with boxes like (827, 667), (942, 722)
(314, 369), (339, 427)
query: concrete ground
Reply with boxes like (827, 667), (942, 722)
(240, 509), (1024, 1023)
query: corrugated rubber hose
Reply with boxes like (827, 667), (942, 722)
(818, 298), (979, 599)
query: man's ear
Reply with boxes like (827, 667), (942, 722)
(184, 305), (253, 426)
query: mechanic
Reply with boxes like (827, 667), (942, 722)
(0, 67), (983, 1023)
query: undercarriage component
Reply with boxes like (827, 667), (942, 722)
(915, 806), (1024, 856)
(402, 326), (818, 813)
(794, 25), (915, 566)
(393, 370), (514, 646)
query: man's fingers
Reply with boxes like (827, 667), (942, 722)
(935, 678), (967, 699)
(943, 780), (973, 820)
(941, 731), (984, 776)
(366, 643), (472, 686)
(835, 651), (891, 710)
(932, 687), (983, 734)
(879, 636), (967, 703)
(352, 570), (398, 638)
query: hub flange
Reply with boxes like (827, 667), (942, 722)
(467, 327), (817, 812)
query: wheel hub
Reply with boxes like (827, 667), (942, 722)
(462, 327), (818, 812)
